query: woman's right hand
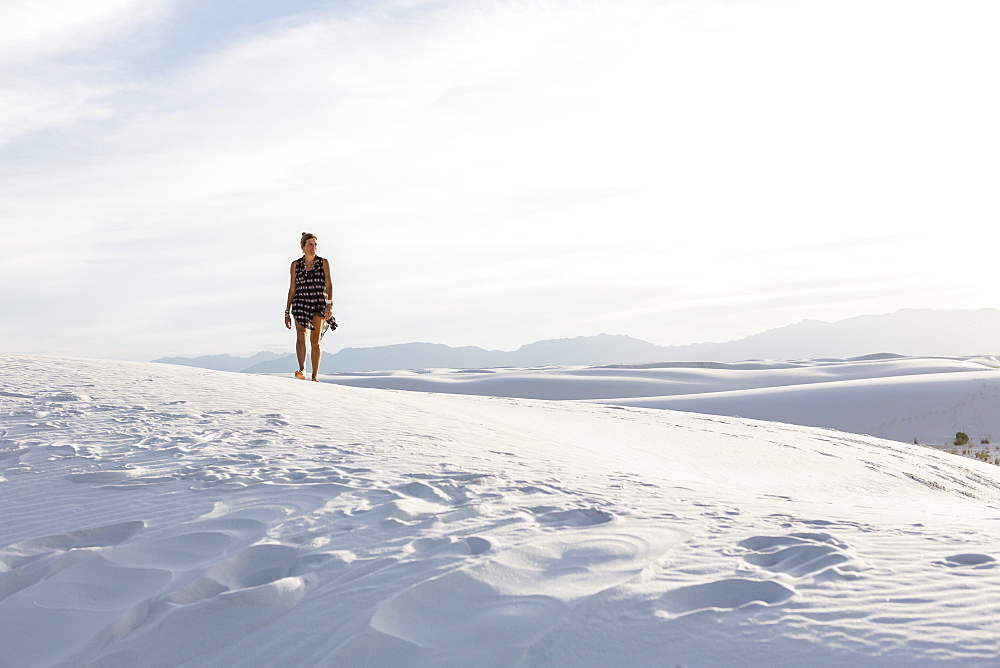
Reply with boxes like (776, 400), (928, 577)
(284, 313), (292, 329)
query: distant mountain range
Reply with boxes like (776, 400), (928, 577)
(151, 351), (288, 372)
(151, 308), (1000, 373)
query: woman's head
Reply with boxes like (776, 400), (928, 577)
(300, 232), (318, 252)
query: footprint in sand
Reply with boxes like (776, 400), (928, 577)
(0, 521), (147, 595)
(655, 531), (865, 620)
(353, 528), (684, 662)
(167, 542), (303, 603)
(737, 532), (863, 580)
(405, 535), (493, 557)
(394, 480), (454, 504)
(658, 578), (795, 616)
(341, 475), (497, 530)
(933, 553), (996, 569)
(0, 521), (155, 665)
(97, 544), (307, 667)
(97, 515), (318, 665)
(38, 393), (91, 403)
(394, 476), (485, 506)
(531, 506), (615, 527)
(8, 501), (330, 666)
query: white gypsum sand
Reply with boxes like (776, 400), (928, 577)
(318, 355), (1000, 448)
(1, 354), (999, 666)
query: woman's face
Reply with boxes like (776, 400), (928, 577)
(303, 237), (318, 255)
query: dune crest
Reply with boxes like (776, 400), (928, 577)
(1, 354), (999, 666)
(320, 355), (1000, 447)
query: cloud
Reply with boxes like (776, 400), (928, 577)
(0, 0), (171, 147)
(754, 235), (917, 258)
(0, 0), (166, 61)
(1, 0), (999, 359)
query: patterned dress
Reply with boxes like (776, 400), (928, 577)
(291, 256), (336, 336)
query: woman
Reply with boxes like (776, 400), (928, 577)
(284, 232), (337, 381)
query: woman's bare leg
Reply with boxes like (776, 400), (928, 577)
(295, 322), (308, 378)
(310, 315), (325, 380)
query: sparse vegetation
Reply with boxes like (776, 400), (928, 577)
(931, 430), (998, 465)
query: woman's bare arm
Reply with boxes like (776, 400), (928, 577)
(323, 258), (333, 319)
(285, 261), (297, 328)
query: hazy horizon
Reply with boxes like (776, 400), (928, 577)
(146, 307), (1000, 367)
(2, 0), (997, 361)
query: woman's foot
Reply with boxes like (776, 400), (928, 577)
(311, 377), (319, 382)
(294, 370), (306, 380)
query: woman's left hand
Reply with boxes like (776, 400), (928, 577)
(324, 305), (333, 319)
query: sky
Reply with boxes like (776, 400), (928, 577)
(1, 0), (998, 361)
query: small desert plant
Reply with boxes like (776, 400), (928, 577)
(954, 432), (970, 447)
(981, 435), (991, 445)
(975, 449), (991, 462)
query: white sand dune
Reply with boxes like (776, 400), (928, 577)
(320, 355), (1000, 447)
(2, 354), (1000, 666)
